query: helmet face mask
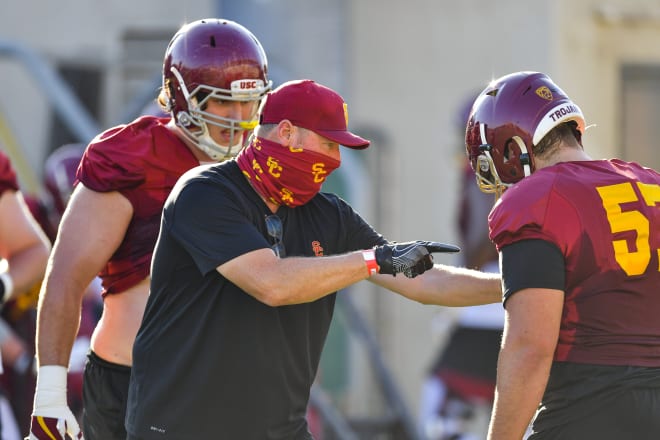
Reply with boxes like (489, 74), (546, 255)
(465, 71), (585, 197)
(473, 145), (515, 198)
(162, 18), (272, 160)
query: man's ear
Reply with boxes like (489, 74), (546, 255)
(276, 120), (294, 146)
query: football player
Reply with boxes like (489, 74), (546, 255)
(466, 71), (660, 440)
(28, 18), (272, 440)
(0, 150), (51, 440)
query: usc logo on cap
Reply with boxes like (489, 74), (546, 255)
(343, 103), (349, 127)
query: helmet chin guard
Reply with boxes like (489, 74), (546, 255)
(175, 104), (254, 161)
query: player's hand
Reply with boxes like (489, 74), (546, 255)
(374, 241), (460, 278)
(27, 412), (83, 440)
(28, 366), (83, 440)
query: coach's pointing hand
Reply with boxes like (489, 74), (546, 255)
(374, 241), (460, 278)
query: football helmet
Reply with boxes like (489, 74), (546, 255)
(162, 18), (272, 160)
(465, 71), (585, 196)
(44, 143), (85, 216)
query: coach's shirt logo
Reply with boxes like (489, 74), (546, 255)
(312, 241), (324, 256)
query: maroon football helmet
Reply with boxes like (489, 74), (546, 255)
(41, 143), (85, 239)
(44, 143), (85, 216)
(162, 18), (271, 160)
(465, 71), (585, 196)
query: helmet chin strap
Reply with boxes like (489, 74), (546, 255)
(511, 136), (532, 177)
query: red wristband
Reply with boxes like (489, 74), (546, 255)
(362, 250), (379, 276)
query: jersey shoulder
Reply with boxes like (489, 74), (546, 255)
(489, 171), (556, 244)
(489, 164), (589, 249)
(489, 159), (659, 250)
(77, 116), (195, 192)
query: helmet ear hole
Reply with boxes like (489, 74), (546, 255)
(501, 138), (525, 179)
(503, 139), (515, 162)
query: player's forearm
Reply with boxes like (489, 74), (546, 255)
(376, 264), (501, 306)
(488, 343), (552, 439)
(427, 264), (502, 306)
(35, 274), (86, 367)
(36, 302), (82, 367)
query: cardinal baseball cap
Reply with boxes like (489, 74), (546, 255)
(259, 79), (370, 149)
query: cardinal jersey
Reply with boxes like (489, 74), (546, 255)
(76, 116), (199, 295)
(489, 159), (660, 367)
(0, 151), (19, 195)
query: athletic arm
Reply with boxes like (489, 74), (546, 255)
(370, 263), (502, 306)
(487, 288), (563, 440)
(36, 184), (133, 367)
(218, 248), (370, 306)
(0, 190), (51, 296)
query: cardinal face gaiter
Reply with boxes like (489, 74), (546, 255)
(236, 136), (340, 207)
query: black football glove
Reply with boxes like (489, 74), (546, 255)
(374, 241), (460, 278)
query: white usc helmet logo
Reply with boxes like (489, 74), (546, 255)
(231, 79), (265, 92)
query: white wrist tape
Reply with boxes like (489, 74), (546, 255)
(0, 271), (13, 303)
(34, 365), (68, 408)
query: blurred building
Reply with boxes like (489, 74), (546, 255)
(1, 0), (659, 437)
